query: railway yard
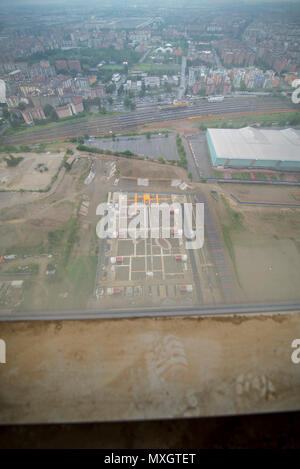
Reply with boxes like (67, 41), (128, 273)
(1, 96), (297, 145)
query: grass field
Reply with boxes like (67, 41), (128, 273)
(131, 63), (180, 74)
(255, 173), (268, 180)
(101, 65), (124, 71)
(38, 222), (97, 311)
(59, 256), (98, 309)
(197, 111), (300, 130)
(220, 195), (244, 279)
(231, 172), (252, 180)
(213, 170), (224, 178)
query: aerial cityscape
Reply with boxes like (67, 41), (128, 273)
(0, 0), (300, 448)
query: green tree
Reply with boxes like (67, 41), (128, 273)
(4, 154), (24, 167)
(2, 108), (10, 120)
(139, 82), (146, 97)
(43, 104), (58, 122)
(118, 84), (124, 96)
(105, 83), (116, 94)
(18, 102), (26, 111)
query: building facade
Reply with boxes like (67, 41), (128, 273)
(207, 127), (300, 171)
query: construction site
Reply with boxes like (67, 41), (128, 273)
(0, 139), (300, 313)
(93, 190), (235, 309)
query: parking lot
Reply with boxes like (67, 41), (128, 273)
(87, 134), (180, 161)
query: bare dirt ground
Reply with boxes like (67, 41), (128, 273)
(0, 151), (92, 313)
(0, 152), (63, 191)
(231, 207), (300, 303)
(1, 149), (300, 312)
(202, 183), (300, 303)
(222, 183), (300, 205)
(116, 157), (188, 180)
(233, 234), (300, 302)
(0, 200), (73, 253)
(0, 147), (193, 314)
(0, 312), (299, 424)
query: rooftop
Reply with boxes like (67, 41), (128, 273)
(207, 127), (300, 161)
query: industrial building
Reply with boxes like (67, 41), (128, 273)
(207, 127), (300, 171)
(0, 79), (6, 104)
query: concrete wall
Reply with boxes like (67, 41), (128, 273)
(279, 161), (300, 171)
(252, 159), (278, 169)
(225, 158), (254, 168)
(206, 131), (218, 166)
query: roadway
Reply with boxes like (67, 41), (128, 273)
(1, 96), (298, 144)
(0, 303), (299, 322)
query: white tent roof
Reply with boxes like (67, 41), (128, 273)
(207, 127), (300, 162)
(0, 79), (6, 104)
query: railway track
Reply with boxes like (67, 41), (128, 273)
(1, 97), (297, 145)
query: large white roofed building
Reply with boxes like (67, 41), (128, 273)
(207, 127), (300, 171)
(0, 79), (6, 104)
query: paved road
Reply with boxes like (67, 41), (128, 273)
(185, 133), (214, 180)
(0, 303), (299, 322)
